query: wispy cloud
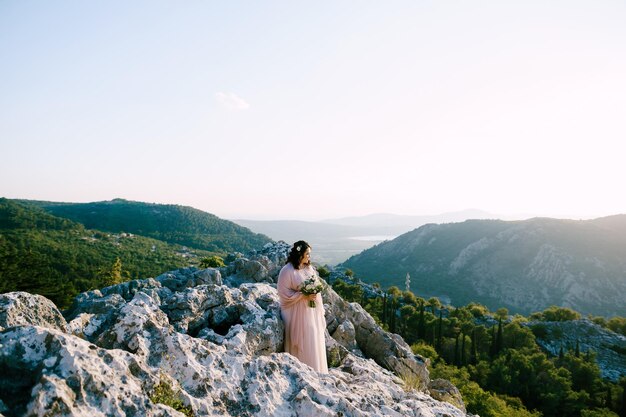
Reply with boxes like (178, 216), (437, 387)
(215, 92), (250, 111)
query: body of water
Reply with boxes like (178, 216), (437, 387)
(348, 235), (396, 242)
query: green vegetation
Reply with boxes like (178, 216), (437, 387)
(199, 255), (225, 268)
(333, 278), (626, 417)
(27, 198), (271, 254)
(316, 265), (331, 279)
(0, 199), (213, 308)
(589, 316), (626, 338)
(150, 376), (194, 416)
(530, 306), (582, 322)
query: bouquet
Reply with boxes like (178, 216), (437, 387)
(300, 274), (325, 308)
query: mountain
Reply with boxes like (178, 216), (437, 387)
(234, 210), (494, 266)
(321, 209), (495, 232)
(0, 242), (468, 417)
(341, 216), (626, 317)
(0, 198), (214, 307)
(25, 198), (272, 254)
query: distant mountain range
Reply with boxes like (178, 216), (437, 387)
(321, 209), (496, 231)
(341, 216), (626, 317)
(234, 209), (495, 265)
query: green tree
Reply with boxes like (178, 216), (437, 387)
(503, 321), (536, 351)
(607, 317), (626, 336)
(581, 409), (619, 417)
(100, 257), (124, 287)
(467, 302), (489, 318)
(411, 342), (439, 363)
(399, 304), (417, 340)
(496, 308), (509, 321)
(427, 297), (442, 314)
(417, 300), (427, 340)
(332, 279), (363, 303)
(199, 255), (225, 268)
(530, 306), (582, 322)
(560, 351), (602, 397)
(431, 362), (540, 417)
(619, 377), (626, 417)
(316, 265), (331, 278)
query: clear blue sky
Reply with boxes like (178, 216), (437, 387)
(2, 1), (625, 220)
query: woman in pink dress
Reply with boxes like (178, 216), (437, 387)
(277, 241), (328, 373)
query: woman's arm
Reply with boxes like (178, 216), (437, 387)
(277, 266), (305, 309)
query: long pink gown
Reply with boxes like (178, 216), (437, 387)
(277, 263), (328, 373)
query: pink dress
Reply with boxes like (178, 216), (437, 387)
(277, 263), (328, 373)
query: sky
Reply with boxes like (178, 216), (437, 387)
(1, 1), (625, 221)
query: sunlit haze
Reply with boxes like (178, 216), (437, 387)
(1, 1), (625, 221)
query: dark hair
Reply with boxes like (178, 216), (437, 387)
(286, 240), (311, 269)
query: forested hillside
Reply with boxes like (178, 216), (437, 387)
(0, 199), (213, 308)
(328, 269), (626, 417)
(26, 198), (272, 254)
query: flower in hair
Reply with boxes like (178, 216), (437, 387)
(296, 245), (301, 252)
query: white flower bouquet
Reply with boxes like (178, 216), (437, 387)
(300, 274), (325, 308)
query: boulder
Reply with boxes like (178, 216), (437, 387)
(163, 284), (233, 335)
(65, 293), (127, 341)
(0, 292), (67, 332)
(0, 326), (170, 417)
(324, 287), (430, 391)
(192, 268), (223, 286)
(233, 259), (270, 282)
(331, 319), (360, 353)
(429, 379), (466, 412)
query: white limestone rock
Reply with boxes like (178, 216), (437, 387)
(0, 326), (172, 417)
(429, 379), (466, 412)
(0, 292), (68, 332)
(324, 286), (430, 391)
(0, 244), (471, 417)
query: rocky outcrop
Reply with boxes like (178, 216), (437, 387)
(324, 288), (430, 391)
(0, 326), (167, 417)
(527, 318), (626, 382)
(0, 242), (469, 417)
(0, 291), (68, 332)
(429, 379), (465, 413)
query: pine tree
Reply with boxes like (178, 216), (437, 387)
(489, 325), (497, 357)
(575, 340), (580, 358)
(417, 301), (426, 340)
(470, 328), (478, 365)
(431, 322), (436, 346)
(495, 319), (504, 355)
(461, 331), (466, 366)
(390, 298), (397, 334)
(100, 257), (124, 287)
(454, 331), (460, 366)
(382, 294), (387, 326)
(606, 386), (612, 410)
(621, 377), (626, 417)
(436, 310), (443, 352)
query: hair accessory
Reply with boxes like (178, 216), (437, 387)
(296, 245), (301, 252)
